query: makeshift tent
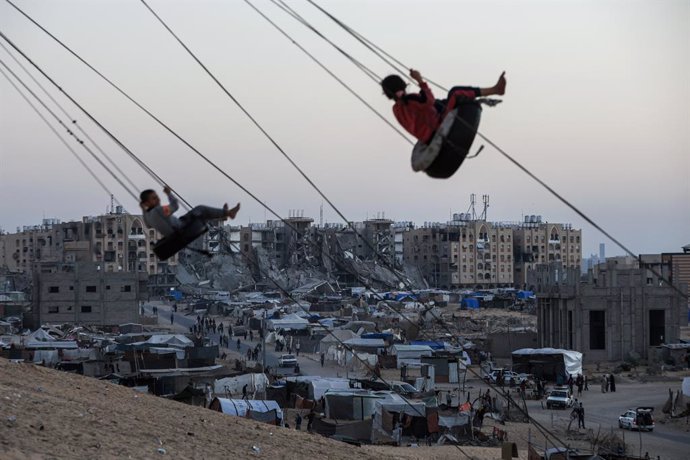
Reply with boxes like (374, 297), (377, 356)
(324, 390), (381, 420)
(214, 373), (269, 398)
(517, 290), (534, 299)
(318, 329), (357, 352)
(342, 338), (385, 350)
(461, 298), (480, 309)
(268, 313), (309, 331)
(209, 398), (283, 424)
(511, 348), (583, 381)
(391, 344), (434, 368)
(143, 334), (194, 348)
(24, 328), (77, 349)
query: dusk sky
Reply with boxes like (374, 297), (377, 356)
(0, 0), (688, 258)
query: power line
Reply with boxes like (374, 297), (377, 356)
(243, 0), (412, 144)
(0, 40), (142, 194)
(0, 26), (188, 209)
(0, 64), (124, 207)
(0, 56), (140, 202)
(302, 0), (688, 301)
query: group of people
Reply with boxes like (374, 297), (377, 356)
(600, 373), (617, 393)
(567, 373), (588, 397)
(246, 343), (262, 362)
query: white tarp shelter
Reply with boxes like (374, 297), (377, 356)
(268, 313), (309, 331)
(511, 348), (583, 381)
(211, 398), (283, 420)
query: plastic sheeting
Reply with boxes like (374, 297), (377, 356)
(211, 398), (283, 420)
(511, 348), (583, 377)
(213, 373), (269, 397)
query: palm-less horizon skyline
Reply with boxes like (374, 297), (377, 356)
(1, 0), (688, 258)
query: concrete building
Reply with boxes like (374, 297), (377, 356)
(0, 210), (178, 276)
(662, 245), (690, 308)
(534, 256), (685, 361)
(402, 214), (514, 289)
(32, 262), (146, 326)
(512, 215), (582, 287)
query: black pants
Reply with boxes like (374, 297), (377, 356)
(434, 86), (481, 114)
(180, 205), (226, 225)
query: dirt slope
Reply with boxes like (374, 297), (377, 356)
(0, 359), (514, 459)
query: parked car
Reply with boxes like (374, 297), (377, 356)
(618, 407), (655, 431)
(278, 354), (297, 368)
(546, 387), (573, 409)
(389, 381), (422, 398)
(484, 370), (526, 385)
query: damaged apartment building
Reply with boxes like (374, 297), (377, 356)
(532, 254), (686, 361)
(0, 209), (179, 297)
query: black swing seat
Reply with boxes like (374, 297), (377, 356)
(153, 218), (209, 261)
(410, 102), (482, 179)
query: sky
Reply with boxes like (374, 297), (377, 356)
(0, 0), (688, 258)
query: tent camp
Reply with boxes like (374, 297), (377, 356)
(511, 348), (583, 381)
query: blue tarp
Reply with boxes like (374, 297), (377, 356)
(462, 298), (480, 309)
(517, 290), (534, 299)
(409, 340), (445, 350)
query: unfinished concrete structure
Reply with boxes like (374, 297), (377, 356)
(534, 256), (685, 361)
(33, 262), (146, 326)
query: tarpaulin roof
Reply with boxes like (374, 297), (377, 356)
(512, 348), (583, 377)
(343, 338), (386, 348)
(212, 398), (283, 419)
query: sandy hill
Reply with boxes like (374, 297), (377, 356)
(0, 359), (518, 459)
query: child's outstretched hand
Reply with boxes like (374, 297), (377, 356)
(163, 185), (172, 194)
(409, 69), (423, 85)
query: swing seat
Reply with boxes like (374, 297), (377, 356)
(153, 218), (209, 261)
(410, 102), (482, 179)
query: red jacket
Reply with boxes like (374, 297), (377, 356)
(393, 82), (438, 144)
(393, 82), (479, 144)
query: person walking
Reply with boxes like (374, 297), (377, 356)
(306, 410), (316, 432)
(577, 402), (585, 429)
(242, 384), (248, 400)
(170, 313), (174, 325)
(296, 340), (301, 357)
(601, 374), (607, 393)
(446, 392), (453, 408)
(320, 352), (325, 367)
(584, 375), (589, 391)
(295, 413), (302, 431)
(605, 374), (610, 392)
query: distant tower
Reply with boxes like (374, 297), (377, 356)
(467, 194), (477, 220)
(479, 194), (490, 221)
(599, 243), (606, 261)
(319, 203), (323, 227)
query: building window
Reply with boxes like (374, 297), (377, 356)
(86, 285), (97, 293)
(48, 286), (59, 293)
(48, 306), (59, 314)
(589, 311), (606, 350)
(121, 285), (132, 293)
(106, 285), (111, 290)
(81, 305), (92, 313)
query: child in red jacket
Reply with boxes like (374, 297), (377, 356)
(382, 69), (506, 144)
